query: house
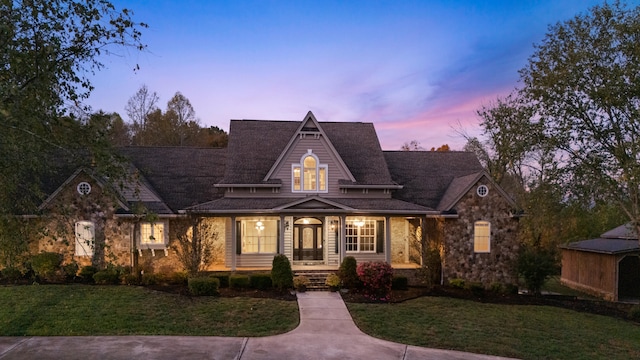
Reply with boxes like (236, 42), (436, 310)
(560, 224), (640, 301)
(33, 112), (520, 286)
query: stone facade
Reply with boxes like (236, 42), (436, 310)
(441, 178), (519, 286)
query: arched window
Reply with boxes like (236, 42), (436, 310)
(292, 150), (327, 192)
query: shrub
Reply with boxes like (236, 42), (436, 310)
(357, 262), (394, 301)
(449, 278), (465, 289)
(293, 275), (309, 291)
(250, 273), (272, 290)
(123, 273), (140, 285)
(188, 277), (220, 296)
(629, 305), (640, 322)
(391, 275), (409, 290)
(30, 252), (62, 281)
(78, 266), (97, 283)
(516, 243), (560, 296)
(93, 269), (121, 285)
(339, 256), (360, 289)
(62, 262), (79, 281)
(271, 254), (293, 291)
(465, 282), (485, 297)
(325, 273), (341, 288)
(229, 274), (250, 289)
(141, 273), (160, 286)
(211, 273), (230, 288)
(1, 267), (23, 283)
(168, 271), (189, 285)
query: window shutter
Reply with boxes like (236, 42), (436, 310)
(236, 221), (242, 255)
(376, 220), (384, 253)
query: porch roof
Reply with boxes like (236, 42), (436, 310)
(185, 196), (435, 215)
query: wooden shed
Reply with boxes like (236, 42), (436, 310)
(560, 225), (640, 302)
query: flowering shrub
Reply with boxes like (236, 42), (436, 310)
(356, 262), (394, 302)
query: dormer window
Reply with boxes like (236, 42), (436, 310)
(292, 150), (327, 192)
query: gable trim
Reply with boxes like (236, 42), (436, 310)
(38, 168), (129, 212)
(273, 196), (355, 211)
(439, 171), (517, 212)
(262, 111), (356, 183)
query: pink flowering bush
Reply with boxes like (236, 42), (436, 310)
(356, 262), (394, 302)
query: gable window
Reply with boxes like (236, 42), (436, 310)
(474, 221), (491, 253)
(75, 221), (95, 256)
(139, 221), (168, 249)
(236, 218), (279, 254)
(292, 150), (327, 193)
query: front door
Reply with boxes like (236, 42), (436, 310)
(293, 218), (323, 261)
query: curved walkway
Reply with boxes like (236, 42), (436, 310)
(0, 292), (517, 360)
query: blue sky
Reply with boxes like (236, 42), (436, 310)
(87, 0), (615, 150)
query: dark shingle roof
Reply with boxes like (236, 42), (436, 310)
(561, 238), (639, 255)
(384, 151), (484, 209)
(221, 120), (395, 185)
(119, 147), (227, 211)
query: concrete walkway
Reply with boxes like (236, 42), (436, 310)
(0, 292), (517, 360)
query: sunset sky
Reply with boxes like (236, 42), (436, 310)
(87, 0), (614, 150)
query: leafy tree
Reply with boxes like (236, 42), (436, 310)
(520, 1), (640, 240)
(400, 140), (423, 151)
(430, 144), (450, 152)
(0, 0), (146, 215)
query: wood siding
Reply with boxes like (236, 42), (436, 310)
(283, 216), (293, 260)
(271, 136), (351, 197)
(561, 249), (617, 300)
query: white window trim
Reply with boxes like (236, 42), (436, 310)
(75, 221), (95, 256)
(138, 221), (169, 249)
(291, 150), (328, 193)
(473, 221), (491, 253)
(238, 217), (278, 254)
(345, 219), (376, 253)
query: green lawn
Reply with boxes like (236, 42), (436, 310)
(0, 285), (298, 336)
(347, 296), (640, 360)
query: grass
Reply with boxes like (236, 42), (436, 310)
(0, 284), (298, 336)
(347, 296), (640, 360)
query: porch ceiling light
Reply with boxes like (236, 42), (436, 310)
(255, 221), (264, 231)
(354, 219), (365, 227)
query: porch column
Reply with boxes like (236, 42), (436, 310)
(385, 216), (391, 263)
(279, 215), (285, 255)
(340, 215), (346, 262)
(230, 215), (237, 271)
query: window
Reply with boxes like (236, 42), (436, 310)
(345, 219), (376, 252)
(76, 182), (91, 195)
(474, 221), (491, 253)
(75, 221), (95, 256)
(238, 218), (278, 254)
(140, 221), (167, 248)
(477, 185), (489, 197)
(292, 150), (327, 192)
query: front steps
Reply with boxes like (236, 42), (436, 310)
(294, 270), (337, 291)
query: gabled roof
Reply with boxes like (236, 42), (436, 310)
(263, 112), (356, 183)
(119, 147), (227, 211)
(38, 168), (129, 211)
(383, 151), (485, 209)
(437, 171), (516, 211)
(220, 115), (396, 186)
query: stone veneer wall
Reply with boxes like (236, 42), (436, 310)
(36, 172), (131, 269)
(390, 217), (409, 264)
(34, 172), (228, 275)
(441, 179), (519, 286)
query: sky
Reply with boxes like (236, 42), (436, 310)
(86, 0), (615, 150)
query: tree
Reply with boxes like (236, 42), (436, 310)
(400, 140), (423, 151)
(430, 144), (450, 152)
(0, 0), (146, 214)
(126, 84), (158, 144)
(173, 217), (220, 275)
(166, 92), (195, 146)
(520, 1), (640, 241)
